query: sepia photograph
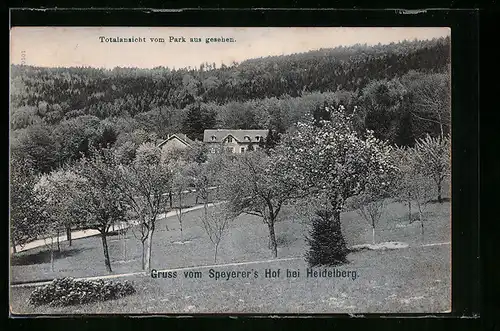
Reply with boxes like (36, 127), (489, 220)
(9, 26), (451, 315)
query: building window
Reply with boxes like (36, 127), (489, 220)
(244, 136), (251, 141)
(226, 147), (234, 153)
(255, 135), (261, 141)
(226, 136), (233, 143)
(240, 147), (245, 153)
(211, 135), (217, 141)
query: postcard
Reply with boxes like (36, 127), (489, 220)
(9, 26), (451, 315)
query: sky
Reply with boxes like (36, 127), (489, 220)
(10, 27), (450, 70)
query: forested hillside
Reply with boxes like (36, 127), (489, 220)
(10, 36), (451, 174)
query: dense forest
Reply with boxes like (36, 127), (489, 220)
(10, 36), (451, 175)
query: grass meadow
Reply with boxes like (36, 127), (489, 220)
(10, 196), (451, 314)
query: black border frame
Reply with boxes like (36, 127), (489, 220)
(6, 7), (482, 330)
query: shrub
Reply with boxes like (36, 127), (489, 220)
(28, 277), (136, 306)
(305, 209), (349, 267)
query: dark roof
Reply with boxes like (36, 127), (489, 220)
(157, 133), (195, 147)
(203, 129), (268, 143)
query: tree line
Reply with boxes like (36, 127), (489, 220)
(11, 37), (449, 116)
(11, 68), (450, 176)
(10, 38), (450, 169)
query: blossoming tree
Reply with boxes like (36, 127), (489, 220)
(74, 147), (127, 273)
(414, 134), (451, 203)
(10, 157), (46, 253)
(118, 142), (173, 271)
(221, 150), (305, 258)
(34, 168), (85, 271)
(276, 104), (398, 264)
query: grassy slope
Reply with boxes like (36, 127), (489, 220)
(11, 245), (450, 314)
(10, 199), (451, 314)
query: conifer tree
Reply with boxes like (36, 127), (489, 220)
(305, 209), (349, 267)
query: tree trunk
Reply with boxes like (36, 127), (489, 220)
(372, 227), (376, 245)
(214, 243), (219, 263)
(122, 231), (127, 261)
(417, 204), (425, 243)
(178, 192), (183, 242)
(66, 226), (72, 246)
(56, 229), (60, 252)
(179, 189), (183, 209)
(180, 222), (183, 243)
(437, 180), (443, 203)
(267, 221), (278, 258)
(169, 191), (173, 208)
(11, 237), (17, 253)
(332, 210), (348, 251)
(145, 229), (154, 271)
(408, 196), (412, 222)
(203, 203), (208, 220)
(101, 232), (112, 273)
(141, 239), (146, 270)
(50, 236), (55, 272)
